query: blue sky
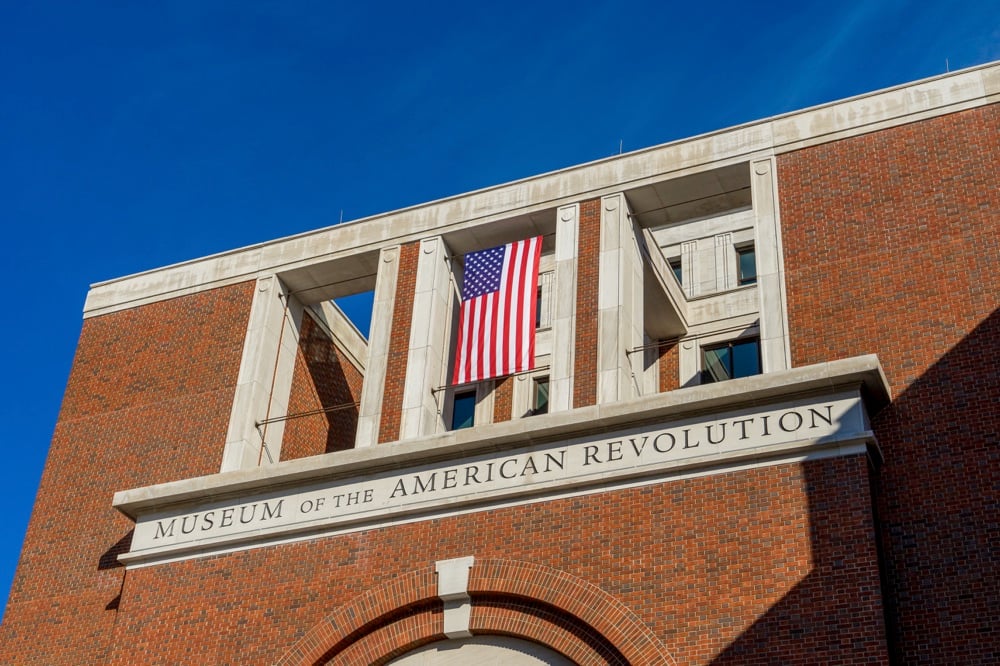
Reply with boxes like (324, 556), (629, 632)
(1, 0), (997, 614)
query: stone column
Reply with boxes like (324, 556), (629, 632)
(220, 276), (303, 471)
(751, 157), (792, 372)
(399, 237), (455, 439)
(597, 193), (645, 404)
(548, 203), (579, 413)
(355, 245), (402, 447)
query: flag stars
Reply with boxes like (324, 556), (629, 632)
(463, 246), (507, 300)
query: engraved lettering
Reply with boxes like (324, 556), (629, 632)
(239, 504), (257, 524)
(607, 441), (623, 461)
(653, 432), (676, 453)
(629, 436), (648, 456)
(731, 418), (753, 440)
(543, 451), (565, 472)
(809, 405), (834, 428)
(499, 459), (519, 479)
(261, 500), (283, 520)
(413, 473), (436, 494)
(181, 515), (198, 534)
(464, 465), (481, 485)
(706, 423), (726, 445)
(154, 519), (176, 539)
(779, 411), (804, 432)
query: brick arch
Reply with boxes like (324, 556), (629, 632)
(273, 565), (439, 666)
(471, 559), (676, 666)
(274, 559), (675, 666)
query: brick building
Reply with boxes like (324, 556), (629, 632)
(1, 63), (997, 664)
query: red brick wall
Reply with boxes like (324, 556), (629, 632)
(93, 456), (884, 665)
(573, 198), (601, 408)
(280, 311), (364, 461)
(492, 376), (513, 422)
(0, 282), (255, 666)
(283, 558), (674, 665)
(658, 339), (680, 392)
(778, 104), (1000, 664)
(378, 242), (420, 444)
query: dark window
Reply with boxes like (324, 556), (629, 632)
(701, 338), (760, 383)
(451, 390), (476, 430)
(737, 246), (757, 285)
(669, 259), (683, 285)
(535, 285), (543, 328)
(532, 376), (549, 415)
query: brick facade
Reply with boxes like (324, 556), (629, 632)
(573, 198), (601, 408)
(2, 72), (996, 665)
(658, 339), (680, 393)
(778, 104), (1000, 664)
(0, 282), (255, 665)
(492, 376), (513, 423)
(11, 456), (884, 665)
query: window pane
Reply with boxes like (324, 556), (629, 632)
(702, 346), (732, 383)
(731, 339), (761, 378)
(670, 260), (683, 285)
(452, 391), (476, 430)
(738, 248), (757, 285)
(533, 377), (549, 415)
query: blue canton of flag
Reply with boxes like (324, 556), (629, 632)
(462, 245), (506, 300)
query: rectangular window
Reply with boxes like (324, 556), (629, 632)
(701, 338), (760, 383)
(532, 376), (549, 415)
(737, 246), (757, 285)
(668, 258), (683, 285)
(451, 390), (477, 430)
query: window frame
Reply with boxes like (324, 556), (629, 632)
(700, 336), (761, 384)
(531, 375), (549, 416)
(668, 258), (683, 286)
(449, 388), (478, 430)
(736, 244), (757, 286)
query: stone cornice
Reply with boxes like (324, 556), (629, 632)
(84, 63), (999, 318)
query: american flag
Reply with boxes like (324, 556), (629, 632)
(452, 236), (542, 385)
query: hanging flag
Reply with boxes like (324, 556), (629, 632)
(452, 236), (542, 385)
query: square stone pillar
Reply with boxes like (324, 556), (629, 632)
(400, 237), (455, 439)
(355, 245), (402, 448)
(597, 193), (645, 404)
(549, 203), (579, 413)
(751, 157), (792, 372)
(220, 276), (303, 471)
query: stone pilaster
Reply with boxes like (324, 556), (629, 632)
(355, 245), (401, 447)
(220, 276), (303, 471)
(597, 193), (645, 404)
(400, 237), (455, 438)
(549, 203), (579, 413)
(751, 157), (791, 372)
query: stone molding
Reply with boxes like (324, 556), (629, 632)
(83, 64), (999, 318)
(113, 356), (889, 568)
